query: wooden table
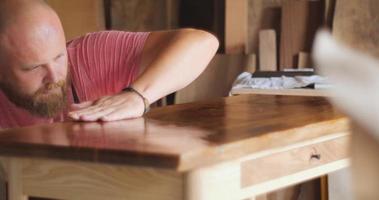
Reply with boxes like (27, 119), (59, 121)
(0, 95), (350, 200)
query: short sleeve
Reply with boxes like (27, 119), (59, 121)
(67, 31), (150, 102)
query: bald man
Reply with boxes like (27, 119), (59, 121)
(0, 0), (219, 128)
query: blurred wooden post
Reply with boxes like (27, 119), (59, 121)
(259, 30), (277, 71)
(298, 52), (311, 68)
(351, 124), (379, 200)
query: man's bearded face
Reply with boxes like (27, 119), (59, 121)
(0, 78), (67, 118)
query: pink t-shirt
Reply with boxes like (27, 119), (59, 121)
(0, 31), (149, 129)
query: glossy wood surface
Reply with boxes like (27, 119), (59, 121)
(0, 95), (348, 171)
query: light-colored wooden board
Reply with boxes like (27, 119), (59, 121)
(259, 29), (277, 71)
(22, 158), (183, 200)
(46, 0), (105, 40)
(247, 0), (283, 54)
(225, 0), (248, 54)
(7, 158), (27, 200)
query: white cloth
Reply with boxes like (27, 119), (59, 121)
(232, 72), (328, 90)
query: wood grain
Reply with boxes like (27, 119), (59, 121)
(22, 158), (182, 200)
(241, 136), (349, 187)
(225, 0), (248, 53)
(46, 0), (105, 40)
(0, 95), (348, 172)
(279, 0), (323, 69)
(7, 159), (27, 200)
(259, 29), (277, 71)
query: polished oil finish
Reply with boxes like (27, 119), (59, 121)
(0, 95), (348, 171)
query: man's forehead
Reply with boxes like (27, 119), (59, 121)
(0, 0), (65, 65)
(1, 25), (65, 63)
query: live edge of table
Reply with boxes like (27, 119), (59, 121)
(0, 94), (350, 200)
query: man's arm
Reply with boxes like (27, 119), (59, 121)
(68, 28), (219, 121)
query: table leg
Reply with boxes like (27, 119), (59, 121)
(1, 157), (7, 200)
(0, 157), (28, 200)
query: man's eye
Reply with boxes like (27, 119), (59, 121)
(24, 65), (40, 71)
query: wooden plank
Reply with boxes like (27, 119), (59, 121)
(279, 0), (323, 69)
(46, 0), (105, 40)
(298, 52), (311, 68)
(225, 0), (248, 53)
(259, 30), (277, 71)
(22, 158), (183, 200)
(175, 54), (247, 104)
(247, 0), (283, 54)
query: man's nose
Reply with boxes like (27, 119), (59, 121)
(43, 64), (59, 84)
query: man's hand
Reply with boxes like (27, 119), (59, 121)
(68, 92), (145, 122)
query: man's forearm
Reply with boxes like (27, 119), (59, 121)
(131, 29), (219, 104)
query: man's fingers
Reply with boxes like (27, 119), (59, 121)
(100, 107), (139, 122)
(78, 107), (117, 121)
(70, 101), (93, 110)
(70, 98), (125, 118)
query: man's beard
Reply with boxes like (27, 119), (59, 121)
(0, 79), (68, 118)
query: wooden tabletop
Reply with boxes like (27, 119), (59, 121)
(0, 95), (349, 171)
